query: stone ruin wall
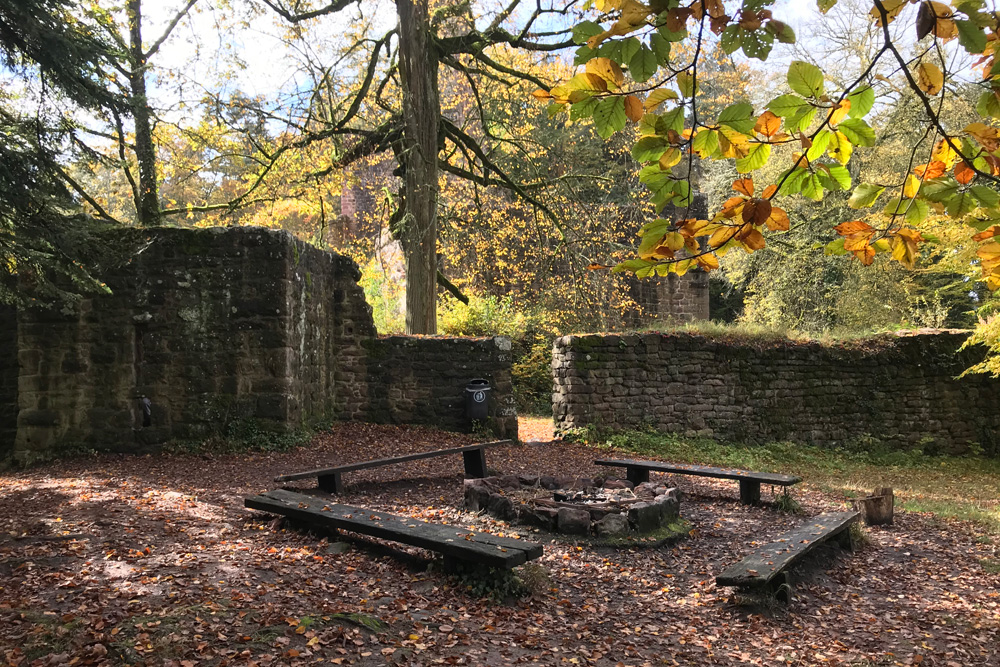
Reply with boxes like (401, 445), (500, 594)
(553, 330), (1000, 454)
(0, 227), (515, 466)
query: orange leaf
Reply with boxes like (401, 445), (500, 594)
(973, 226), (1000, 242)
(742, 199), (772, 226)
(754, 111), (782, 137)
(854, 244), (876, 265)
(587, 263), (610, 270)
(765, 206), (790, 231)
(955, 161), (976, 185)
(740, 227), (766, 251)
(720, 196), (746, 218)
(914, 161), (946, 179)
(762, 184), (778, 199)
(732, 178), (754, 196)
(834, 220), (874, 236)
(531, 89), (552, 101)
(624, 95), (644, 122)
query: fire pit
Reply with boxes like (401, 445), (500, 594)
(463, 474), (680, 537)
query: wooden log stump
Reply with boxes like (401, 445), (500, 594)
(857, 487), (894, 526)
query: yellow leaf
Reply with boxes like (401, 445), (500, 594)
(828, 100), (851, 126)
(531, 89), (551, 101)
(662, 231), (685, 251)
(903, 174), (921, 199)
(828, 131), (853, 166)
(659, 147), (682, 169)
(586, 58), (625, 87)
(644, 88), (679, 111)
(931, 138), (959, 168)
(966, 122), (1000, 151)
(869, 0), (906, 26)
(696, 253), (720, 270)
(916, 62), (943, 95)
(708, 225), (739, 248)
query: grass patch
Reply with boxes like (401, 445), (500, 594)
(980, 559), (1000, 574)
(580, 519), (690, 549)
(567, 428), (1000, 533)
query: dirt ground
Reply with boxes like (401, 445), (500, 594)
(1, 421), (997, 666)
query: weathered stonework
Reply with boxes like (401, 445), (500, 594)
(3, 227), (515, 466)
(0, 305), (17, 462)
(553, 330), (1000, 454)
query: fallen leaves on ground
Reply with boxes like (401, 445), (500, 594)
(0, 421), (997, 665)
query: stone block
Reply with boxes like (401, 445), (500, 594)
(556, 507), (591, 535)
(595, 513), (629, 537)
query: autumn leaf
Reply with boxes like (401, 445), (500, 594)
(955, 161), (976, 185)
(765, 206), (790, 231)
(753, 111), (782, 137)
(916, 62), (943, 96)
(624, 95), (644, 122)
(915, 161), (946, 179)
(741, 199), (772, 226)
(732, 178), (754, 196)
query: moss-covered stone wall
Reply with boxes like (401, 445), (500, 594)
(4, 227), (514, 466)
(552, 330), (1000, 454)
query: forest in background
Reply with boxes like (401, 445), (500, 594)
(2, 0), (995, 408)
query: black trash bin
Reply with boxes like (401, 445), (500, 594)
(465, 379), (491, 421)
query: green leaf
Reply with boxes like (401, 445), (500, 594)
(572, 21), (603, 45)
(629, 45), (658, 83)
(639, 217), (670, 236)
(957, 19), (988, 54)
(806, 130), (832, 161)
(717, 102), (756, 134)
(837, 118), (876, 146)
(692, 128), (719, 157)
(736, 143), (772, 173)
(613, 258), (654, 274)
(825, 237), (849, 256)
(570, 96), (599, 121)
(847, 86), (875, 119)
(593, 96), (627, 139)
(801, 172), (824, 201)
(719, 25), (742, 54)
(848, 183), (885, 208)
(574, 45), (596, 66)
(972, 185), (1000, 208)
(741, 29), (774, 60)
(947, 191), (979, 217)
(660, 106), (685, 134)
(787, 60), (824, 98)
(977, 91), (1000, 119)
(766, 20), (796, 45)
(671, 179), (692, 207)
(649, 33), (671, 64)
(619, 37), (642, 65)
(657, 23), (687, 43)
(778, 168), (808, 195)
(921, 177), (961, 202)
(786, 105), (818, 132)
(823, 164), (852, 190)
(632, 136), (668, 163)
(767, 94), (807, 117)
(817, 0), (838, 14)
(905, 199), (930, 224)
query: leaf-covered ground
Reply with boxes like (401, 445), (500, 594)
(1, 422), (998, 666)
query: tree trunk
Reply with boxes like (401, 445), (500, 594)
(127, 0), (160, 226)
(396, 0), (439, 334)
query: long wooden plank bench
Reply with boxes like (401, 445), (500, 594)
(245, 488), (541, 570)
(275, 440), (510, 494)
(595, 458), (801, 505)
(716, 510), (859, 600)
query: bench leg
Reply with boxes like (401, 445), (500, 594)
(463, 448), (487, 478)
(739, 480), (761, 505)
(769, 571), (793, 604)
(626, 466), (649, 486)
(835, 527), (854, 552)
(318, 472), (343, 494)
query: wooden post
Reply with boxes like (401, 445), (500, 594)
(318, 472), (343, 494)
(626, 466), (649, 486)
(463, 447), (487, 478)
(857, 487), (894, 525)
(739, 480), (761, 505)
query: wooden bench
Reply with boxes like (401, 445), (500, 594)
(716, 510), (859, 601)
(595, 458), (801, 505)
(275, 440), (510, 494)
(245, 489), (542, 570)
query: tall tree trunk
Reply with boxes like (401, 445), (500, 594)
(127, 0), (160, 226)
(396, 0), (439, 334)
